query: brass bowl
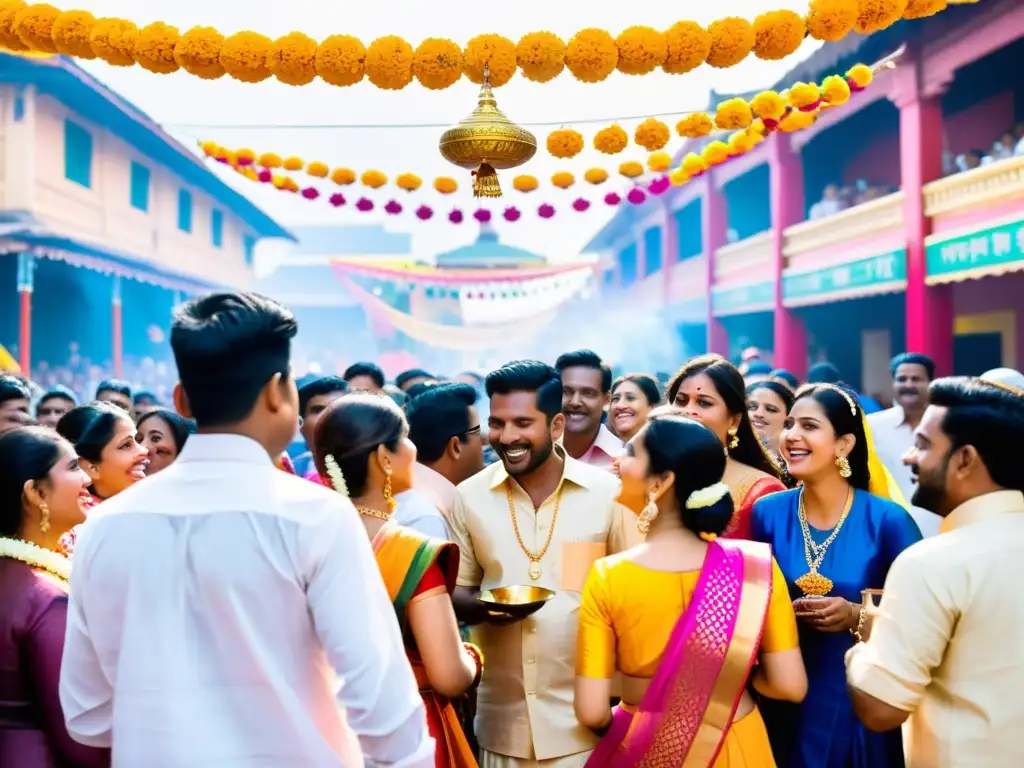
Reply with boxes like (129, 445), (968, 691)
(479, 585), (555, 619)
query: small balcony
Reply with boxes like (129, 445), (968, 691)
(713, 231), (773, 282)
(923, 155), (1024, 219)
(783, 192), (905, 271)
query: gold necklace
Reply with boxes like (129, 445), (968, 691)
(506, 480), (561, 581)
(794, 488), (854, 597)
(356, 505), (391, 522)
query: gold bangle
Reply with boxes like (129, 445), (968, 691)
(464, 642), (484, 688)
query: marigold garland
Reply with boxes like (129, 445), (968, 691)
(634, 118), (669, 152)
(434, 177), (458, 194)
(361, 170), (388, 188)
(3, 2), (953, 91)
(546, 129), (584, 160)
(584, 168), (609, 185)
(619, 161), (644, 178)
(551, 171), (575, 189)
(513, 175), (539, 193)
(594, 124), (628, 155)
(715, 98), (753, 130)
(331, 167), (356, 185)
(283, 156), (304, 171)
(396, 173), (422, 192)
(676, 113), (714, 139)
(647, 152), (672, 173)
(306, 161), (329, 178)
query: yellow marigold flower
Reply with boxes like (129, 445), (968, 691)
(220, 31), (272, 83)
(365, 36), (413, 91)
(396, 173), (422, 191)
(283, 157), (304, 172)
(806, 0), (858, 42)
(307, 161), (330, 178)
(702, 141), (730, 166)
(647, 152), (672, 173)
(669, 168), (690, 186)
(551, 171), (575, 189)
(821, 74), (851, 106)
(516, 31), (565, 83)
(846, 63), (873, 89)
(330, 167), (356, 185)
(681, 152), (707, 176)
(619, 161), (644, 178)
(584, 168), (609, 185)
(463, 34), (517, 87)
(361, 170), (388, 188)
(788, 82), (821, 110)
(615, 26), (667, 76)
(133, 22), (180, 74)
(676, 113), (714, 139)
(904, 0), (947, 20)
(412, 38), (463, 91)
(855, 0), (906, 34)
(634, 118), (670, 152)
(316, 35), (366, 87)
(0, 0), (29, 51)
(433, 176), (458, 194)
(89, 18), (138, 67)
(268, 32), (318, 86)
(513, 175), (539, 192)
(565, 28), (618, 84)
(174, 26), (225, 80)
(51, 10), (96, 59)
(749, 91), (787, 121)
(752, 10), (806, 61)
(715, 98), (753, 130)
(13, 2), (60, 53)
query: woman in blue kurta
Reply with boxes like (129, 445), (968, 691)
(751, 383), (921, 768)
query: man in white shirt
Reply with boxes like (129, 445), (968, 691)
(868, 353), (941, 536)
(59, 292), (432, 768)
(847, 376), (1024, 767)
(395, 382), (485, 539)
(554, 350), (623, 471)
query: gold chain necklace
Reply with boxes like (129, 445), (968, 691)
(506, 480), (561, 581)
(794, 488), (854, 597)
(356, 505), (391, 522)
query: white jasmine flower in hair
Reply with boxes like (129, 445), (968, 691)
(685, 482), (730, 510)
(324, 454), (349, 497)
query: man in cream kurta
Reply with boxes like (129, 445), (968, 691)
(846, 376), (1024, 767)
(450, 446), (637, 767)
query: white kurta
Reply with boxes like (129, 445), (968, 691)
(59, 434), (433, 768)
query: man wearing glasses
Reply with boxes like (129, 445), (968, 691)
(397, 382), (485, 540)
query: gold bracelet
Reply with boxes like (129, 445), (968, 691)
(464, 642), (484, 688)
(851, 605), (868, 643)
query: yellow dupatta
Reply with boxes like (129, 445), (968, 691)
(861, 411), (909, 509)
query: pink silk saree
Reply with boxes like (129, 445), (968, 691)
(587, 539), (773, 768)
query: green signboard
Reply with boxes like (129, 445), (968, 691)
(711, 281), (774, 316)
(926, 218), (1024, 280)
(783, 249), (907, 305)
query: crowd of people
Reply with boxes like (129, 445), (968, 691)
(1, 290), (1023, 768)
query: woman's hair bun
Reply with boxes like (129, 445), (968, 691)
(681, 482), (735, 538)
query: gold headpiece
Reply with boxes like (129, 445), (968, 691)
(808, 383), (858, 416)
(980, 378), (1024, 398)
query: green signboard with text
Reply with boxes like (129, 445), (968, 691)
(783, 250), (907, 305)
(926, 218), (1024, 281)
(711, 281), (774, 316)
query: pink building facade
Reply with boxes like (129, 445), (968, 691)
(586, 0), (1024, 391)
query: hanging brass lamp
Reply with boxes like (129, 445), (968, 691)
(439, 64), (537, 198)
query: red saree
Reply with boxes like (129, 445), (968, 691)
(372, 524), (477, 768)
(725, 477), (786, 540)
(587, 539), (773, 767)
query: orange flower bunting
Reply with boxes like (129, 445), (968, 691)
(855, 0), (906, 33)
(331, 167), (356, 185)
(13, 3), (60, 53)
(513, 175), (539, 192)
(269, 32), (319, 86)
(647, 152), (672, 173)
(516, 31), (565, 83)
(51, 10), (97, 59)
(663, 21), (710, 75)
(412, 38), (463, 90)
(174, 26), (225, 80)
(806, 0), (858, 41)
(316, 35), (365, 87)
(619, 161), (644, 178)
(565, 28), (617, 83)
(133, 22), (180, 74)
(634, 118), (670, 152)
(702, 141), (730, 166)
(821, 74), (851, 105)
(715, 98), (753, 130)
(669, 168), (690, 186)
(584, 168), (609, 185)
(750, 91), (787, 121)
(706, 18), (754, 68)
(283, 157), (304, 172)
(259, 153), (282, 168)
(220, 31), (272, 83)
(89, 18), (138, 66)
(615, 26), (667, 76)
(361, 170), (388, 188)
(463, 34), (517, 87)
(306, 161), (329, 178)
(434, 176), (458, 194)
(676, 113), (714, 138)
(682, 152), (708, 177)
(551, 171), (575, 189)
(396, 173), (422, 192)
(547, 129), (584, 159)
(752, 10), (806, 61)
(788, 82), (821, 110)
(847, 63), (873, 89)
(594, 124), (628, 155)
(904, 0), (947, 20)
(0, 1), (28, 51)
(365, 35), (413, 90)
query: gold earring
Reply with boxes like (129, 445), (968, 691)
(637, 493), (659, 535)
(39, 501), (50, 533)
(727, 427), (739, 450)
(835, 455), (852, 478)
(383, 473), (396, 514)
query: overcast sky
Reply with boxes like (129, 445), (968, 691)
(74, 0), (821, 263)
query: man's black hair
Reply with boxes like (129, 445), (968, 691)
(485, 360), (562, 421)
(170, 292), (297, 427)
(395, 368), (435, 389)
(928, 376), (1024, 492)
(406, 382), (478, 464)
(554, 349), (612, 394)
(133, 390), (159, 406)
(745, 361), (773, 376)
(405, 381), (440, 400)
(890, 353), (936, 380)
(39, 385), (78, 408)
(298, 375), (348, 417)
(807, 362), (842, 385)
(96, 378), (132, 399)
(770, 369), (799, 389)
(343, 362), (385, 389)
(0, 374), (30, 404)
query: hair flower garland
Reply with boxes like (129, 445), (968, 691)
(686, 482), (730, 510)
(0, 537), (71, 581)
(324, 454), (349, 497)
(546, 129), (584, 159)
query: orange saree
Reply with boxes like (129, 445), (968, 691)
(372, 524), (477, 768)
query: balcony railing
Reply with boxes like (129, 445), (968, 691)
(714, 231), (772, 281)
(783, 192), (905, 267)
(923, 155), (1024, 218)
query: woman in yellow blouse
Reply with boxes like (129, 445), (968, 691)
(575, 414), (807, 767)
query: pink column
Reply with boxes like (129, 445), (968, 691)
(768, 134), (808, 380)
(701, 175), (729, 355)
(661, 204), (678, 306)
(16, 253), (34, 374)
(897, 77), (953, 376)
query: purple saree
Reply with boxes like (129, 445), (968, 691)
(587, 539), (773, 768)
